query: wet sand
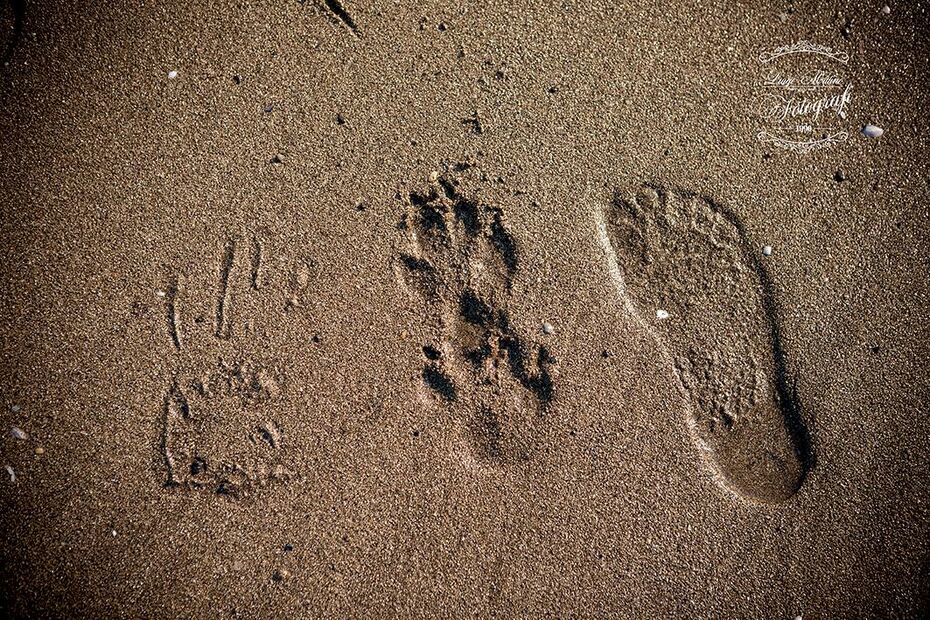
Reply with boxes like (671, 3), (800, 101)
(1, 1), (929, 617)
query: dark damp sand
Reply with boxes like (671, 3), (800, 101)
(1, 1), (929, 618)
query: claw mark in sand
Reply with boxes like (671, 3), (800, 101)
(596, 182), (814, 504)
(161, 381), (190, 487)
(215, 238), (236, 339)
(165, 277), (182, 351)
(250, 235), (263, 291)
(215, 233), (266, 338)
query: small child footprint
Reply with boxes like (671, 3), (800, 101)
(597, 183), (813, 504)
(396, 170), (554, 465)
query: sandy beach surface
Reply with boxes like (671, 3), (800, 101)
(1, 0), (928, 617)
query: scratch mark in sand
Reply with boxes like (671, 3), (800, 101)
(320, 0), (358, 35)
(250, 235), (263, 291)
(216, 238), (236, 339)
(161, 380), (190, 487)
(166, 277), (182, 351)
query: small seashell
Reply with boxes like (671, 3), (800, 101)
(763, 245), (773, 256)
(656, 309), (669, 320)
(167, 70), (178, 79)
(542, 322), (555, 335)
(5, 465), (14, 482)
(862, 124), (884, 138)
(11, 427), (26, 440)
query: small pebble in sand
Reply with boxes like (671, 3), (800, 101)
(155, 289), (166, 298)
(656, 309), (669, 320)
(862, 124), (884, 138)
(272, 569), (290, 582)
(232, 74), (242, 85)
(5, 465), (14, 482)
(834, 170), (846, 182)
(11, 404), (20, 413)
(542, 322), (555, 335)
(167, 70), (178, 79)
(882, 5), (891, 15)
(272, 153), (285, 165)
(34, 446), (45, 455)
(762, 245), (773, 256)
(11, 427), (27, 440)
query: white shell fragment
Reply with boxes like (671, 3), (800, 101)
(862, 124), (884, 138)
(168, 70), (178, 79)
(5, 465), (14, 482)
(11, 427), (26, 440)
(542, 322), (555, 335)
(762, 245), (773, 256)
(656, 309), (670, 320)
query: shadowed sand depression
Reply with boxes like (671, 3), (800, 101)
(597, 182), (814, 503)
(393, 166), (814, 501)
(396, 165), (555, 466)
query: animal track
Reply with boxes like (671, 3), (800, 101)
(157, 233), (310, 498)
(397, 168), (554, 465)
(597, 183), (813, 504)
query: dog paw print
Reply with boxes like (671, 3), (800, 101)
(396, 170), (555, 465)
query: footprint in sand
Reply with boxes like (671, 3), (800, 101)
(596, 183), (813, 504)
(396, 168), (554, 465)
(157, 233), (311, 498)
